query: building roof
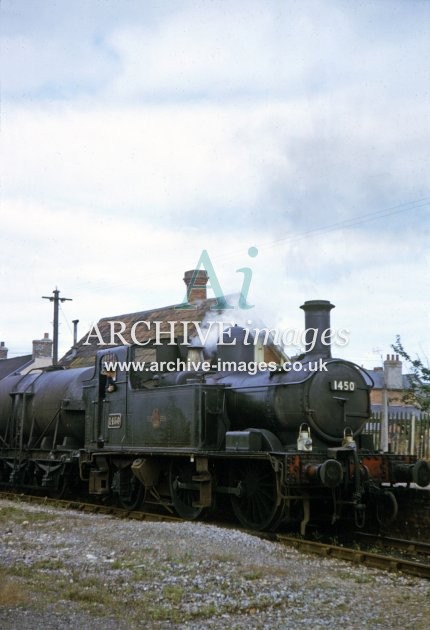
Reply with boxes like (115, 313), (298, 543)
(366, 369), (412, 390)
(60, 297), (234, 368)
(0, 355), (32, 380)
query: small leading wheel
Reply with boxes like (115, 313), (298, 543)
(170, 460), (206, 520)
(230, 460), (286, 531)
(118, 470), (145, 510)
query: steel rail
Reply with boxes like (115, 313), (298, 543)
(353, 531), (430, 557)
(273, 533), (430, 579)
(0, 490), (183, 523)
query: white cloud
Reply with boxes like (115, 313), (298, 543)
(0, 0), (429, 368)
(1, 104), (272, 214)
(103, 2), (430, 105)
(1, 34), (114, 96)
(3, 98), (429, 224)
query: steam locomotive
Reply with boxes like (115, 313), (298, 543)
(0, 300), (429, 532)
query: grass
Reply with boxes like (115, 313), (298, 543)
(0, 570), (29, 606)
(32, 559), (65, 571)
(63, 583), (112, 606)
(162, 584), (185, 604)
(0, 559), (276, 625)
(0, 556), (222, 625)
(0, 505), (57, 525)
(353, 574), (375, 584)
(243, 568), (264, 580)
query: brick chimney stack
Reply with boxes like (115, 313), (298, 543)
(383, 353), (403, 390)
(32, 332), (53, 360)
(183, 270), (209, 303)
(0, 342), (8, 360)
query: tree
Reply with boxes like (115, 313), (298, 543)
(392, 336), (430, 411)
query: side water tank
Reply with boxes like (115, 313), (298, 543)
(0, 367), (92, 447)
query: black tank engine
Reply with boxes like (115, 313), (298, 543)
(0, 300), (429, 532)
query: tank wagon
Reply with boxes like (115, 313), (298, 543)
(0, 300), (429, 532)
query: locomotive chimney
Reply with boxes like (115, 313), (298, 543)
(300, 300), (335, 359)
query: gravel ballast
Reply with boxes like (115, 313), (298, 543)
(0, 499), (429, 629)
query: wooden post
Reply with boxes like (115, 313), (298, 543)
(381, 388), (389, 452)
(411, 415), (416, 456)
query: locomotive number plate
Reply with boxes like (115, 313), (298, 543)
(108, 413), (122, 429)
(330, 380), (356, 392)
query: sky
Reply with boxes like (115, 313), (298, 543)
(0, 0), (429, 368)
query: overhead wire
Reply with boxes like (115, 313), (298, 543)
(269, 198), (430, 247)
(20, 195), (430, 323)
(5, 196), (429, 356)
(84, 195), (430, 290)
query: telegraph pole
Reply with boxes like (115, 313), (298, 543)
(42, 289), (72, 365)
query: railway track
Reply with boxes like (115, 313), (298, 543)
(1, 490), (429, 580)
(270, 533), (430, 579)
(353, 531), (430, 557)
(0, 490), (183, 523)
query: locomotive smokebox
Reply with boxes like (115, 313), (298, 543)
(300, 300), (335, 359)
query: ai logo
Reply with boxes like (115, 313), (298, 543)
(176, 247), (258, 310)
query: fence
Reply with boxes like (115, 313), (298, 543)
(363, 410), (430, 460)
